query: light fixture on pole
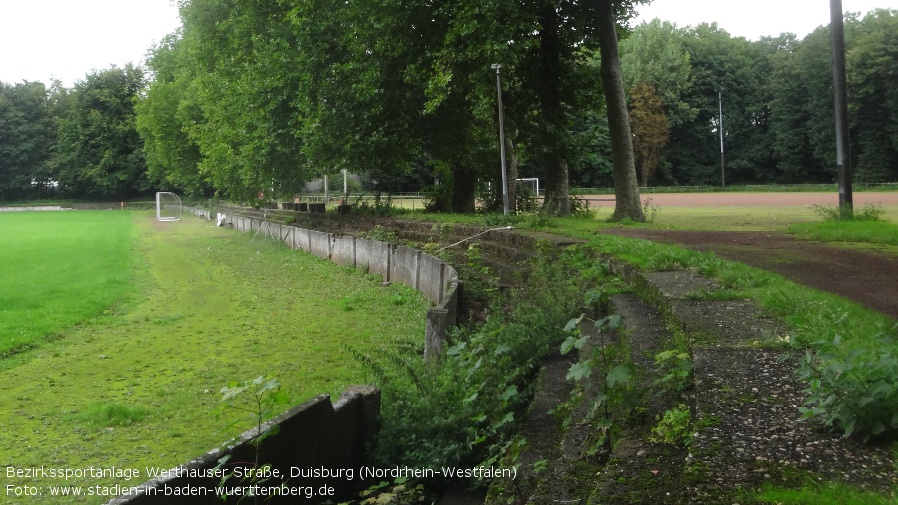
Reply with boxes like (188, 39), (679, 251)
(491, 63), (509, 215)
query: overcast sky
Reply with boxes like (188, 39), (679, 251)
(1, 0), (897, 87)
(633, 0), (898, 40)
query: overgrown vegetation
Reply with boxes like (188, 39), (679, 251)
(797, 331), (898, 440)
(358, 243), (614, 494)
(401, 206), (898, 443)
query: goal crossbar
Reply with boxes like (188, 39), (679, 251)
(156, 192), (182, 222)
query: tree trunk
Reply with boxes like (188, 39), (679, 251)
(450, 164), (477, 213)
(537, 2), (570, 216)
(597, 0), (645, 222)
(506, 133), (518, 214)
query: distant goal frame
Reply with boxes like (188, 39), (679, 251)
(156, 192), (182, 222)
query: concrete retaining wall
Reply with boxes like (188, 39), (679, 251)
(108, 386), (380, 505)
(209, 209), (461, 352)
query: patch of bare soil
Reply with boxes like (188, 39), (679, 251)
(602, 228), (898, 319)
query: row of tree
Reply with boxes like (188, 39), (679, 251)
(2, 5), (896, 211)
(136, 0), (643, 217)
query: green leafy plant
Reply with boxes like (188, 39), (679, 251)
(516, 185), (540, 214)
(649, 404), (692, 446)
(352, 194), (402, 216)
(215, 376), (291, 503)
(568, 193), (594, 218)
(362, 242), (605, 490)
(653, 349), (693, 394)
(642, 197), (661, 223)
(796, 331), (898, 441)
(561, 312), (637, 450)
(357, 224), (398, 243)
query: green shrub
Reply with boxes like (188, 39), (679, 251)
(797, 330), (898, 441)
(516, 185), (540, 214)
(813, 203), (885, 222)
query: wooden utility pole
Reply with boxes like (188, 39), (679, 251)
(830, 0), (853, 215)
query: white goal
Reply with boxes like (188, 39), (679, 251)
(516, 178), (540, 196)
(156, 192), (182, 222)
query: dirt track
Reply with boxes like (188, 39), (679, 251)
(603, 228), (898, 320)
(582, 191), (898, 207)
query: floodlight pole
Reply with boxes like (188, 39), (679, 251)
(719, 90), (725, 189)
(830, 0), (853, 215)
(492, 63), (509, 215)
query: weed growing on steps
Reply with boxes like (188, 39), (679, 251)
(652, 350), (693, 396)
(560, 312), (638, 454)
(649, 404), (692, 446)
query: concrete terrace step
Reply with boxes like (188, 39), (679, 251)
(592, 293), (689, 504)
(620, 266), (897, 502)
(484, 353), (581, 505)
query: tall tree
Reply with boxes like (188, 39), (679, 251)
(178, 0), (308, 202)
(659, 24), (769, 186)
(620, 19), (696, 130)
(0, 81), (56, 200)
(848, 9), (898, 182)
(767, 26), (846, 184)
(598, 0), (644, 221)
(136, 32), (208, 196)
(628, 82), (669, 186)
(55, 65), (148, 198)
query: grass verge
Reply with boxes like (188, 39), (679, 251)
(752, 482), (898, 504)
(787, 220), (898, 247)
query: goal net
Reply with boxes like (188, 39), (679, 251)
(156, 192), (182, 222)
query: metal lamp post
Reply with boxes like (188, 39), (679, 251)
(719, 89), (725, 189)
(491, 63), (509, 215)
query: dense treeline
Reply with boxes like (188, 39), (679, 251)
(1, 6), (896, 203)
(0, 66), (148, 200)
(619, 10), (898, 186)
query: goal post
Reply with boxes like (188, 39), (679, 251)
(156, 192), (182, 222)
(516, 178), (540, 196)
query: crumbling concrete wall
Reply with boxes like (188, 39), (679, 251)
(107, 387), (380, 505)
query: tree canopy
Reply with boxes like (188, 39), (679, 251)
(3, 7), (898, 204)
